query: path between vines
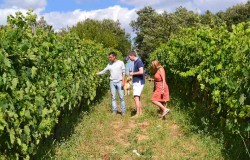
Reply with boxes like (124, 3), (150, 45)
(41, 81), (223, 159)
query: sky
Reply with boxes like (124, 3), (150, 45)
(0, 0), (248, 35)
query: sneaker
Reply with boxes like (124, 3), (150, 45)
(112, 112), (117, 115)
(121, 112), (126, 116)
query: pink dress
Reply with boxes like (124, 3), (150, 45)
(151, 69), (170, 102)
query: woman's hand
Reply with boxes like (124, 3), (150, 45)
(161, 88), (164, 94)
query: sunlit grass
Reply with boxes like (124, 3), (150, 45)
(36, 81), (224, 159)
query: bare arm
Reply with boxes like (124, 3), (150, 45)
(159, 68), (166, 92)
(122, 73), (125, 87)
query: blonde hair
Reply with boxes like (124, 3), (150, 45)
(151, 60), (163, 72)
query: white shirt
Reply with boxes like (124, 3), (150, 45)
(97, 60), (125, 82)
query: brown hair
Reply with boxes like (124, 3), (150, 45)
(151, 60), (163, 72)
(128, 50), (137, 57)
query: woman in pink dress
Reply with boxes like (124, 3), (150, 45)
(151, 60), (170, 119)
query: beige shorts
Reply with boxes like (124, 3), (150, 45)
(133, 81), (144, 96)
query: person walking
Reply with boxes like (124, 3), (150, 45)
(128, 50), (145, 117)
(96, 52), (126, 116)
(150, 60), (170, 119)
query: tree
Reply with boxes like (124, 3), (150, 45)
(130, 6), (199, 65)
(37, 16), (52, 30)
(200, 10), (224, 28)
(130, 7), (164, 64)
(130, 1), (250, 68)
(216, 1), (250, 30)
(70, 19), (131, 57)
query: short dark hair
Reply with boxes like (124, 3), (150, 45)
(109, 52), (117, 57)
(128, 50), (137, 57)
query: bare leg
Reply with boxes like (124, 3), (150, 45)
(139, 98), (142, 115)
(162, 102), (167, 107)
(160, 102), (167, 113)
(152, 101), (169, 117)
(134, 96), (142, 116)
(152, 101), (166, 111)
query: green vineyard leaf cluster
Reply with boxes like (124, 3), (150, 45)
(0, 11), (114, 159)
(150, 22), (250, 134)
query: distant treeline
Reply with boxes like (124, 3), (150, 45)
(130, 1), (250, 64)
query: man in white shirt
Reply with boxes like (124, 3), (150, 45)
(96, 52), (126, 116)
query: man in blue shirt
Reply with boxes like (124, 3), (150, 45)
(128, 50), (145, 117)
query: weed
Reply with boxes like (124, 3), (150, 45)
(35, 82), (226, 159)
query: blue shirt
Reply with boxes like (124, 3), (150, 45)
(133, 58), (145, 84)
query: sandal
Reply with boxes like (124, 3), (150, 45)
(161, 109), (170, 117)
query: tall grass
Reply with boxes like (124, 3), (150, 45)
(35, 81), (227, 159)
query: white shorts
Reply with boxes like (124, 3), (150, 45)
(133, 81), (144, 96)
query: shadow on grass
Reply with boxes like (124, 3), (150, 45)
(169, 87), (250, 160)
(33, 86), (108, 160)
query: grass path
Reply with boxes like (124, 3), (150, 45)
(37, 81), (224, 159)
